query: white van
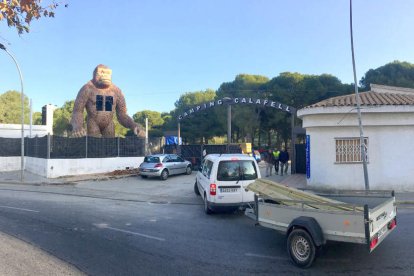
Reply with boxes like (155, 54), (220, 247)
(194, 154), (261, 214)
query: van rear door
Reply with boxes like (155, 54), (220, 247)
(216, 160), (243, 204)
(238, 160), (259, 203)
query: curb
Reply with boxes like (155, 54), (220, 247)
(0, 174), (136, 186)
(0, 181), (72, 186)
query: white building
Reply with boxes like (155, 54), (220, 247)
(0, 104), (56, 138)
(297, 84), (414, 191)
(0, 104), (56, 172)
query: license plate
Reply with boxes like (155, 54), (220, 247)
(220, 188), (238, 193)
(141, 169), (149, 172)
(377, 225), (388, 240)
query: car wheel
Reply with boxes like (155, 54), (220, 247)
(204, 194), (212, 215)
(194, 180), (200, 196)
(185, 165), (192, 175)
(160, 169), (169, 180)
(287, 229), (316, 268)
(140, 175), (147, 179)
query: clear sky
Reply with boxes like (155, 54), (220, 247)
(1, 0), (413, 114)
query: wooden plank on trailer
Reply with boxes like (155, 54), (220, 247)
(247, 179), (363, 212)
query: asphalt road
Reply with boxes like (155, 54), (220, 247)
(0, 174), (413, 275)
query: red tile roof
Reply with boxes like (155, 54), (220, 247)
(305, 91), (414, 108)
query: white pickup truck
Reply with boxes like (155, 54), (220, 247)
(245, 188), (397, 268)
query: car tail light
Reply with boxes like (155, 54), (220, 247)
(388, 218), (397, 230)
(370, 235), (378, 250)
(154, 163), (163, 168)
(210, 184), (217, 196)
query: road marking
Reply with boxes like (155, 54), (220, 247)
(245, 253), (289, 261)
(0, 205), (39, 213)
(93, 223), (165, 241)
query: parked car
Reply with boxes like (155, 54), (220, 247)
(139, 154), (192, 180)
(194, 154), (261, 214)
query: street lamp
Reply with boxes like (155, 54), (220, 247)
(0, 43), (25, 182)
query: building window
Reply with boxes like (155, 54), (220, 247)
(335, 137), (368, 163)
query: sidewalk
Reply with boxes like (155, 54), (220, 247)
(258, 163), (414, 205)
(0, 170), (136, 185)
(0, 232), (84, 276)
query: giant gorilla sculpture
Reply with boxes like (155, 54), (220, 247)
(70, 64), (145, 138)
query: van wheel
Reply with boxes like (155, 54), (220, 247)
(185, 165), (192, 175)
(194, 180), (200, 196)
(160, 169), (169, 180)
(204, 194), (212, 215)
(287, 229), (316, 268)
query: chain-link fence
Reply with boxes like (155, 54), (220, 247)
(0, 137), (21, 156)
(164, 144), (242, 170)
(0, 135), (147, 159)
(0, 136), (242, 164)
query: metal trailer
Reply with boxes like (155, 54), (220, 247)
(245, 189), (397, 268)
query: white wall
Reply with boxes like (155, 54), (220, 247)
(0, 124), (50, 138)
(25, 157), (48, 176)
(302, 110), (414, 191)
(1, 156), (144, 178)
(0, 157), (21, 171)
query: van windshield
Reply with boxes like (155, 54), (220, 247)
(217, 160), (258, 181)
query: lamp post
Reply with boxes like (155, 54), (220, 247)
(350, 0), (369, 190)
(0, 43), (25, 182)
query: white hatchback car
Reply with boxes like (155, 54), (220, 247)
(194, 154), (261, 214)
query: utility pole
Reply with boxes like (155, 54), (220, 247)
(350, 0), (369, 190)
(0, 43), (25, 182)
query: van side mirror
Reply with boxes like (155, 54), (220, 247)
(198, 166), (203, 172)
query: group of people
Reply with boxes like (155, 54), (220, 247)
(263, 148), (289, 177)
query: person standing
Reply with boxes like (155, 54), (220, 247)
(264, 149), (274, 177)
(279, 148), (290, 176)
(272, 149), (280, 175)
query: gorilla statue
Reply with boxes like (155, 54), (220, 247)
(70, 64), (145, 138)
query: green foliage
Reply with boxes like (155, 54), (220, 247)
(133, 110), (164, 129)
(114, 115), (129, 137)
(0, 0), (66, 34)
(32, 111), (42, 124)
(0, 90), (30, 124)
(174, 89), (221, 143)
(211, 72), (352, 147)
(53, 100), (74, 136)
(149, 129), (164, 137)
(216, 74), (269, 143)
(360, 61), (414, 89)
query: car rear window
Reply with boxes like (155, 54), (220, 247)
(144, 156), (160, 163)
(217, 160), (258, 181)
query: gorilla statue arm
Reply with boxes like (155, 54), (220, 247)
(70, 84), (89, 137)
(116, 90), (145, 137)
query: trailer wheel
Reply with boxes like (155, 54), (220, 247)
(287, 229), (316, 268)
